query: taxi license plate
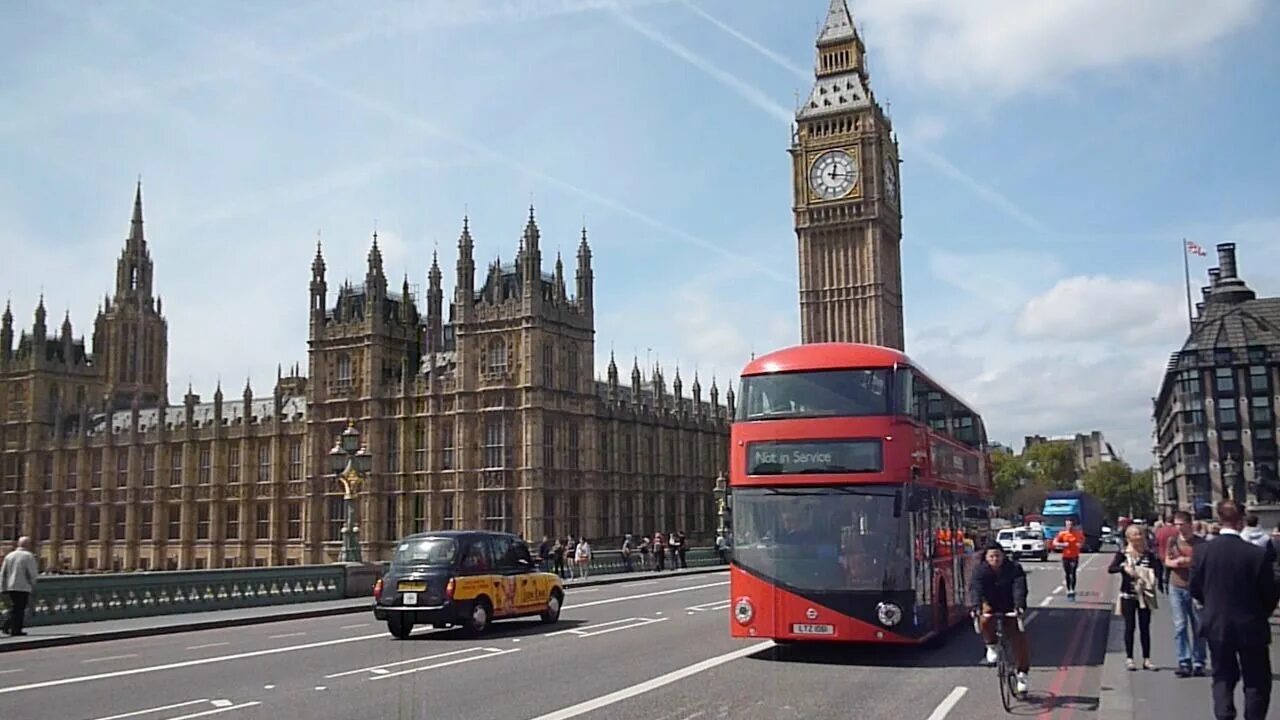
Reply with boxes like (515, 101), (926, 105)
(402, 592), (418, 605)
(791, 623), (834, 636)
(397, 582), (427, 592)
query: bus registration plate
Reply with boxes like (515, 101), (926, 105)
(791, 623), (834, 636)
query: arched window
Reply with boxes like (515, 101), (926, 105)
(337, 354), (352, 387)
(488, 339), (508, 374)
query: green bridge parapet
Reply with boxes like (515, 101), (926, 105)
(4, 546), (724, 627)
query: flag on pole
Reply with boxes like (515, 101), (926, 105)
(1186, 240), (1207, 257)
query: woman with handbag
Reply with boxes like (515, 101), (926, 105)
(1108, 523), (1162, 670)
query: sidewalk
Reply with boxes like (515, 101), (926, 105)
(1098, 597), (1280, 719)
(0, 563), (727, 653)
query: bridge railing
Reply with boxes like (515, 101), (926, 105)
(3, 547), (725, 627)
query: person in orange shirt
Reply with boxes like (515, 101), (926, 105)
(1054, 519), (1085, 600)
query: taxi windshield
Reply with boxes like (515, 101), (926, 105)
(393, 537), (458, 567)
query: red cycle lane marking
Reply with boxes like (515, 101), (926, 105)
(1035, 562), (1113, 719)
(1052, 597), (1108, 720)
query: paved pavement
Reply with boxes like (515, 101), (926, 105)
(0, 564), (726, 653)
(1097, 588), (1280, 720)
(0, 557), (1125, 720)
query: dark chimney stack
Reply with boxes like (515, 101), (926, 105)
(1208, 268), (1221, 286)
(1201, 286), (1211, 300)
(1217, 243), (1238, 280)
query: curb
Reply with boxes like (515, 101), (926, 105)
(0, 565), (729, 654)
(1096, 610), (1134, 720)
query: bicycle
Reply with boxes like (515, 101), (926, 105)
(974, 610), (1025, 712)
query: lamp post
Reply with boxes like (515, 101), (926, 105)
(712, 472), (730, 539)
(330, 420), (373, 563)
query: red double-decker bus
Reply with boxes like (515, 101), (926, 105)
(728, 343), (993, 645)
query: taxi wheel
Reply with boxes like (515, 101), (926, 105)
(464, 598), (492, 636)
(541, 591), (563, 624)
(387, 614), (413, 640)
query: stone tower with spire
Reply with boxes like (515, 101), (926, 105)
(98, 181), (170, 410)
(792, 0), (904, 349)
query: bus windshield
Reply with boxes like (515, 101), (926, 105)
(737, 369), (892, 421)
(732, 486), (910, 592)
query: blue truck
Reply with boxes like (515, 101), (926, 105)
(1040, 490), (1104, 552)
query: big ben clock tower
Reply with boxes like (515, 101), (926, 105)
(792, 0), (904, 349)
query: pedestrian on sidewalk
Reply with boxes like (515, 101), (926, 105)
(621, 534), (635, 572)
(1155, 516), (1179, 594)
(1053, 519), (1084, 601)
(552, 537), (566, 579)
(653, 532), (666, 572)
(1241, 515), (1276, 563)
(639, 536), (651, 571)
(538, 535), (552, 573)
(565, 536), (578, 580)
(1109, 523), (1161, 671)
(1191, 499), (1280, 720)
(1164, 510), (1207, 677)
(1, 536), (39, 637)
(574, 538), (592, 580)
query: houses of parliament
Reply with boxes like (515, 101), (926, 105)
(0, 185), (730, 571)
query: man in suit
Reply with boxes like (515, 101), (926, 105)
(1190, 500), (1280, 720)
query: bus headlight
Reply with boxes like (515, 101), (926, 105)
(733, 597), (754, 625)
(876, 602), (903, 627)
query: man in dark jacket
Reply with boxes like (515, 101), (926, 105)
(968, 540), (1031, 695)
(1190, 500), (1280, 720)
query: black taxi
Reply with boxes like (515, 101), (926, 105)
(373, 530), (564, 639)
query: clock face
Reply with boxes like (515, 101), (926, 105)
(808, 149), (858, 200)
(883, 153), (898, 205)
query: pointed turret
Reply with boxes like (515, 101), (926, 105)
(116, 181), (154, 301)
(710, 376), (720, 408)
(692, 371), (702, 413)
(427, 249), (443, 352)
(1, 300), (13, 365)
(576, 226), (594, 315)
(799, 0), (873, 120)
(213, 380), (224, 426)
(32, 295), (47, 352)
(631, 358), (643, 406)
(455, 215), (476, 321)
(606, 351), (620, 401)
(726, 382), (736, 419)
(554, 252), (566, 302)
(520, 206), (543, 313)
(366, 231), (387, 301)
(672, 367), (683, 402)
(310, 235), (327, 331)
(61, 310), (72, 340)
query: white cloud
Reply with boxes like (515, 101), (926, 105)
(927, 248), (1064, 312)
(1015, 275), (1186, 344)
(905, 114), (947, 144)
(853, 0), (1263, 97)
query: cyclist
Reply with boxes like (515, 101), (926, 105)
(968, 540), (1031, 696)
(1053, 518), (1085, 600)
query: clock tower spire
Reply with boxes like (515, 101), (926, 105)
(792, 0), (903, 349)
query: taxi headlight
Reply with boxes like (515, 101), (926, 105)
(876, 601), (903, 627)
(733, 597), (754, 626)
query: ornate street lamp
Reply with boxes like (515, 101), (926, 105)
(330, 419), (374, 563)
(712, 472), (730, 539)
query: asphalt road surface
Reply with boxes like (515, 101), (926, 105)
(0, 558), (1116, 720)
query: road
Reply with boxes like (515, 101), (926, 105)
(0, 557), (1117, 720)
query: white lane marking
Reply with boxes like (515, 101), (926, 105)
(90, 699), (208, 720)
(268, 632), (306, 639)
(372, 648), (521, 681)
(570, 588), (600, 594)
(186, 642), (230, 650)
(0, 631), (385, 695)
(164, 702), (261, 720)
(314, 686), (326, 691)
(262, 685), (275, 690)
(0, 668), (23, 675)
(210, 700), (234, 708)
(82, 654), (140, 664)
(1081, 555), (1098, 569)
(924, 686), (968, 720)
(1025, 611), (1040, 627)
(686, 600), (730, 612)
(0, 578), (721, 696)
(625, 580), (659, 587)
(1052, 586), (1064, 595)
(325, 647), (491, 679)
(524, 641), (773, 720)
(340, 623), (370, 629)
(548, 617), (667, 638)
(1039, 596), (1053, 607)
(565, 581), (728, 610)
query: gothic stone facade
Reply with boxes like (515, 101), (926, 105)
(793, 0), (905, 349)
(0, 188), (730, 572)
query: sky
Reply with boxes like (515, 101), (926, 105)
(2, 0), (1279, 464)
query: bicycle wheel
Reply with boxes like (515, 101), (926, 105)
(997, 651), (1013, 711)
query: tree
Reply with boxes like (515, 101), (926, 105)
(990, 451), (1031, 508)
(1082, 462), (1155, 521)
(1024, 442), (1079, 491)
